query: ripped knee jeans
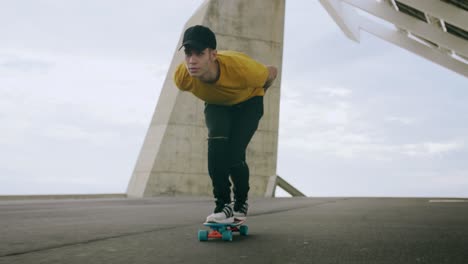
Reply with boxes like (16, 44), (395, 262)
(204, 96), (264, 206)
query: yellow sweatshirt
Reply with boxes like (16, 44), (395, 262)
(174, 50), (268, 106)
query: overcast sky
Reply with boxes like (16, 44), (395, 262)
(1, 0), (467, 197)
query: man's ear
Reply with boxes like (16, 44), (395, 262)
(211, 49), (217, 61)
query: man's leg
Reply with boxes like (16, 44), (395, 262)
(229, 96), (264, 206)
(204, 103), (233, 210)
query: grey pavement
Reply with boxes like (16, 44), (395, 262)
(1, 197), (467, 264)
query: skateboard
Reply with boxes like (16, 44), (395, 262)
(198, 220), (248, 241)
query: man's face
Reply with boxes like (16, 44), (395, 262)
(184, 47), (216, 78)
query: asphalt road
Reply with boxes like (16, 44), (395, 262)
(1, 197), (467, 264)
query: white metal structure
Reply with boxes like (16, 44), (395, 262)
(320, 0), (468, 77)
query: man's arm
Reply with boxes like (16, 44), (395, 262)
(263, 66), (278, 90)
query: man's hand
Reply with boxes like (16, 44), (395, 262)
(263, 66), (278, 91)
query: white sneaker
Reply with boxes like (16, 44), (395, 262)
(233, 201), (248, 221)
(206, 204), (234, 223)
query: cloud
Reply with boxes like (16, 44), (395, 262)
(385, 116), (415, 125)
(280, 75), (467, 161)
(40, 124), (120, 146)
(0, 49), (169, 194)
(0, 54), (53, 73)
(401, 141), (465, 157)
(317, 86), (352, 97)
(0, 49), (163, 126)
(0, 1), (204, 62)
(280, 81), (371, 158)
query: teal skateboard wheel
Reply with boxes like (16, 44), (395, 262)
(239, 225), (248, 236)
(198, 230), (209, 241)
(222, 230), (233, 241)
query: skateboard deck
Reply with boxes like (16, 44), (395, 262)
(198, 220), (248, 241)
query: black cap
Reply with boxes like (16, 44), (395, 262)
(179, 25), (217, 51)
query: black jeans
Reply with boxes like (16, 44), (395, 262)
(204, 96), (264, 208)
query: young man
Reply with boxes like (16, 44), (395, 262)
(174, 25), (278, 223)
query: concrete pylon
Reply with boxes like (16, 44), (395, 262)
(127, 0), (285, 198)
